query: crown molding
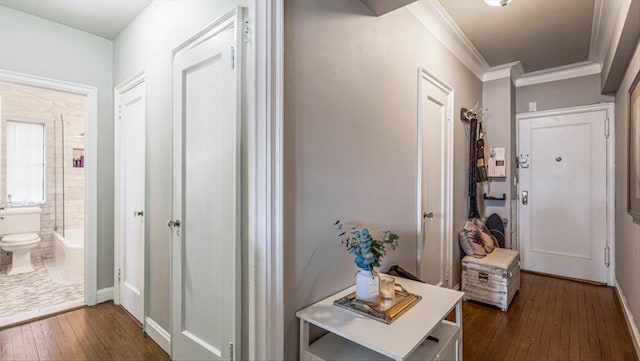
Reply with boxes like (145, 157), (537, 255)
(407, 0), (489, 80)
(515, 61), (601, 87)
(589, 0), (605, 61)
(482, 61), (524, 82)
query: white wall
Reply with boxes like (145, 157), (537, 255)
(283, 0), (482, 358)
(0, 5), (113, 289)
(113, 0), (249, 335)
(615, 40), (640, 350)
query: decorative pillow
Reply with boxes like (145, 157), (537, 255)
(460, 221), (487, 258)
(467, 219), (496, 253)
(458, 230), (476, 257)
(472, 218), (490, 235)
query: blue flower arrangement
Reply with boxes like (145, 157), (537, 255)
(334, 220), (400, 272)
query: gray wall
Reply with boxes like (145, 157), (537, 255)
(283, 0), (482, 358)
(0, 5), (114, 289)
(615, 41), (640, 345)
(113, 0), (249, 334)
(516, 74), (614, 114)
(480, 77), (516, 248)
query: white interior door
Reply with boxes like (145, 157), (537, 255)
(171, 8), (242, 361)
(518, 108), (609, 283)
(117, 78), (146, 323)
(418, 70), (452, 287)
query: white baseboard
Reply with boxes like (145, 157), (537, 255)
(145, 317), (171, 354)
(615, 280), (640, 358)
(96, 287), (114, 304)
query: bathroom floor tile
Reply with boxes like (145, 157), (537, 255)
(0, 258), (84, 317)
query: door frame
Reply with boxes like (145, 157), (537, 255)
(0, 69), (99, 305)
(113, 71), (146, 316)
(516, 102), (615, 286)
(416, 67), (454, 288)
(250, 0), (284, 359)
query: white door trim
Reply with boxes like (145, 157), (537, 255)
(0, 69), (99, 305)
(416, 68), (454, 288)
(113, 71), (146, 313)
(249, 0), (284, 359)
(516, 102), (615, 286)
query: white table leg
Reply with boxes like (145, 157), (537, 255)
(300, 319), (309, 360)
(456, 301), (463, 361)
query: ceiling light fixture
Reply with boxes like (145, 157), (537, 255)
(484, 0), (512, 6)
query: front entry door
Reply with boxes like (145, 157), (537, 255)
(171, 8), (242, 361)
(418, 70), (452, 287)
(518, 107), (610, 283)
(117, 78), (146, 323)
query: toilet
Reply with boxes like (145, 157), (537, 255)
(0, 207), (42, 275)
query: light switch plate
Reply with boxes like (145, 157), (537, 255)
(529, 102), (537, 112)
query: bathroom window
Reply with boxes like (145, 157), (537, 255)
(6, 121), (45, 205)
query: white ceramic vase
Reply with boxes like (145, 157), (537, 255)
(355, 269), (379, 305)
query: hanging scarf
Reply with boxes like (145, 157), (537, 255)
(468, 118), (481, 219)
(476, 122), (489, 183)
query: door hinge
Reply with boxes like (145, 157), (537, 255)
(230, 46), (235, 69)
(445, 267), (450, 285)
(229, 342), (234, 360)
(118, 268), (121, 282)
(604, 117), (610, 138)
(605, 246), (610, 267)
(243, 18), (250, 44)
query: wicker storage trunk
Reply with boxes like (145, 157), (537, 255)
(462, 248), (520, 311)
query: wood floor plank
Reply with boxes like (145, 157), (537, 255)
(7, 326), (26, 361)
(464, 271), (638, 361)
(66, 308), (111, 360)
(0, 328), (14, 361)
(512, 273), (546, 360)
(535, 275), (558, 360)
(55, 313), (91, 361)
(18, 325), (38, 361)
(92, 303), (146, 360)
(28, 323), (51, 361)
(35, 320), (63, 361)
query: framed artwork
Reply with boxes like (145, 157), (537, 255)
(629, 70), (640, 220)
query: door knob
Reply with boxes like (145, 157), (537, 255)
(133, 210), (144, 217)
(423, 212), (434, 220)
(167, 219), (181, 228)
(522, 191), (528, 205)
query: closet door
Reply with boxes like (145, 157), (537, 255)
(171, 8), (243, 361)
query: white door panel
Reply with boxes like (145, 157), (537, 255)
(518, 110), (608, 283)
(418, 70), (452, 287)
(118, 80), (146, 323)
(172, 8), (242, 361)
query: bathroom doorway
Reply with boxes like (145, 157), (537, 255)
(0, 70), (98, 327)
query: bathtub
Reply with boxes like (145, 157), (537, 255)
(54, 228), (84, 283)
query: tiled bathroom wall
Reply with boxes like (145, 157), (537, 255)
(0, 82), (85, 263)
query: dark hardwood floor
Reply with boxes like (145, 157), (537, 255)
(463, 271), (638, 361)
(0, 302), (169, 361)
(0, 272), (636, 361)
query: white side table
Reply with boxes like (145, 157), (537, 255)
(296, 275), (464, 361)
